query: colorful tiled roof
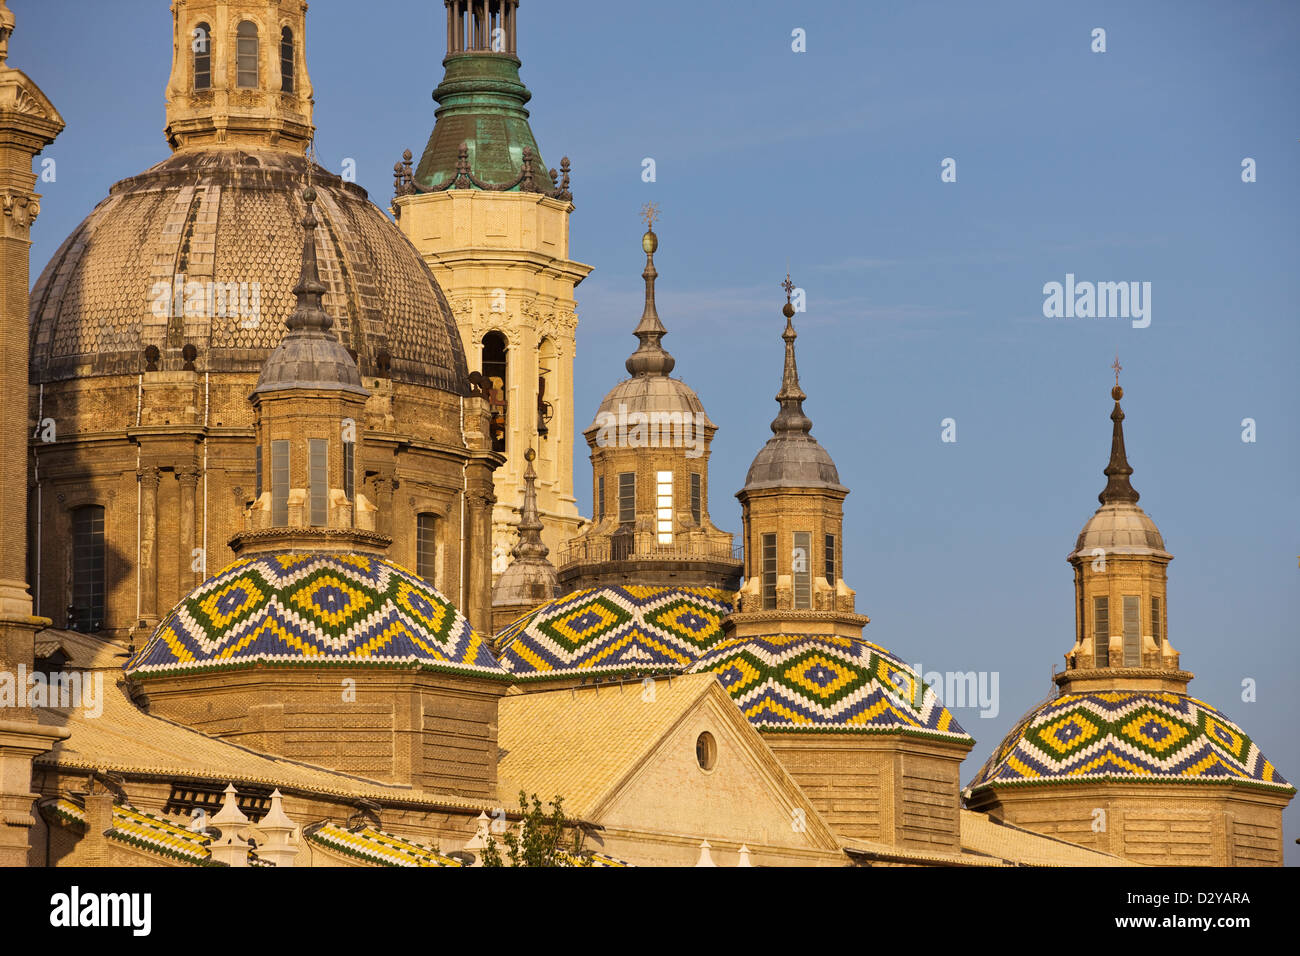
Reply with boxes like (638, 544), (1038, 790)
(495, 585), (735, 680)
(126, 553), (507, 680)
(41, 798), (243, 867)
(688, 634), (972, 742)
(306, 823), (462, 867)
(968, 691), (1294, 793)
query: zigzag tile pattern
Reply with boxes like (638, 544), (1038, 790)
(969, 691), (1294, 792)
(688, 634), (972, 741)
(125, 552), (507, 680)
(495, 585), (734, 680)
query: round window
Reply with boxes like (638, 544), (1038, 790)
(695, 731), (717, 771)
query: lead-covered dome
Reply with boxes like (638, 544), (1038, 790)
(741, 298), (844, 493)
(30, 149), (469, 392)
(1069, 502), (1168, 560)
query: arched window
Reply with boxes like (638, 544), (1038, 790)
(280, 27), (295, 92)
(237, 21), (259, 89)
(481, 331), (508, 454)
(71, 506), (106, 632)
(416, 514), (438, 583)
(537, 336), (555, 440)
(193, 22), (212, 91)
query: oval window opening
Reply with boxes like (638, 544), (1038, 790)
(696, 731), (717, 771)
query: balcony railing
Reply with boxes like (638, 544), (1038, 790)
(559, 535), (742, 568)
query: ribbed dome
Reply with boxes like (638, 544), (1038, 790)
(591, 375), (714, 428)
(30, 149), (469, 392)
(742, 297), (844, 492)
(744, 436), (843, 491)
(1069, 502), (1168, 560)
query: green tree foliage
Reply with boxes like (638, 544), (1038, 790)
(480, 792), (592, 867)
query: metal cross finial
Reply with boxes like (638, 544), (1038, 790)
(1112, 354), (1122, 387)
(640, 202), (660, 230)
(782, 274), (795, 303)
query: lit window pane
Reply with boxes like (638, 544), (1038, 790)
(657, 471), (672, 482)
(657, 533), (673, 545)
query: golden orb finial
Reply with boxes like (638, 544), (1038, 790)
(640, 202), (660, 252)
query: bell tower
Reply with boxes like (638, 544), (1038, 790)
(164, 0), (315, 152)
(394, 0), (591, 576)
(1060, 365), (1188, 691)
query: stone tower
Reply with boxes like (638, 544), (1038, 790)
(231, 185), (389, 559)
(394, 0), (591, 575)
(0, 0), (68, 867)
(558, 224), (742, 593)
(967, 372), (1295, 865)
(689, 286), (974, 852)
(163, 0), (315, 152)
(733, 279), (853, 620)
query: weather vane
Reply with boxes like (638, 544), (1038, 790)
(1112, 354), (1122, 387)
(640, 202), (660, 231)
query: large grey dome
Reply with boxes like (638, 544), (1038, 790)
(30, 149), (469, 393)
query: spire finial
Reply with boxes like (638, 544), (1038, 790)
(625, 212), (675, 377)
(1099, 362), (1139, 505)
(771, 278), (812, 437)
(512, 448), (549, 562)
(285, 184), (331, 334)
(640, 202), (660, 231)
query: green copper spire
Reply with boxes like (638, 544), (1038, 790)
(414, 0), (548, 189)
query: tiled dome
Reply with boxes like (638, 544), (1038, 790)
(495, 585), (735, 680)
(125, 553), (507, 679)
(30, 149), (469, 393)
(968, 691), (1293, 794)
(689, 634), (971, 741)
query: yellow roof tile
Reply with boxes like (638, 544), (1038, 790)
(498, 672), (719, 817)
(36, 669), (497, 814)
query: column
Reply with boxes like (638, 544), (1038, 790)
(139, 465), (160, 621)
(178, 468), (200, 589)
(0, 1), (68, 867)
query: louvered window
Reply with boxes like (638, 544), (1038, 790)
(1092, 596), (1109, 667)
(309, 439), (328, 526)
(793, 532), (811, 609)
(237, 21), (259, 89)
(1123, 595), (1141, 666)
(193, 22), (212, 90)
(271, 440), (290, 526)
(762, 533), (777, 610)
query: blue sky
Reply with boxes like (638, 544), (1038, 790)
(15, 0), (1299, 861)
